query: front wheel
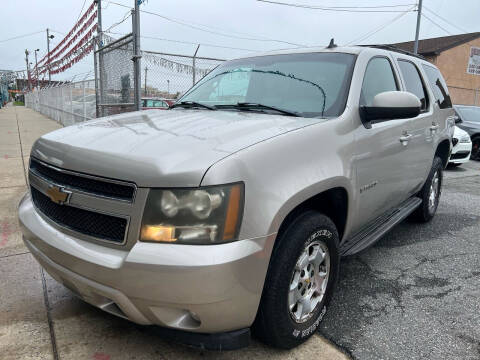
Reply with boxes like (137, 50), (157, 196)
(253, 211), (340, 349)
(410, 156), (443, 222)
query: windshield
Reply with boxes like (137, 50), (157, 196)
(455, 105), (480, 123)
(179, 52), (356, 118)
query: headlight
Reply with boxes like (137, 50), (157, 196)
(460, 136), (471, 143)
(140, 183), (244, 244)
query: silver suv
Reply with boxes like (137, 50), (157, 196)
(19, 45), (454, 350)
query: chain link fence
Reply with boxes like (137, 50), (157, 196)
(95, 34), (136, 117)
(141, 51), (224, 100)
(25, 79), (96, 126)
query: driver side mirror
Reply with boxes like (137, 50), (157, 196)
(454, 115), (462, 124)
(360, 91), (421, 128)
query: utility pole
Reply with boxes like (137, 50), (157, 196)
(132, 0), (142, 111)
(413, 0), (423, 54)
(46, 29), (54, 83)
(95, 0), (105, 117)
(34, 49), (40, 89)
(144, 66), (148, 97)
(25, 50), (32, 91)
(167, 79), (170, 94)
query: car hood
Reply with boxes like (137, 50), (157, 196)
(32, 109), (323, 187)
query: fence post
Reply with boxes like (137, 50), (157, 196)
(83, 81), (87, 122)
(132, 5), (142, 111)
(70, 84), (74, 125)
(192, 44), (200, 86)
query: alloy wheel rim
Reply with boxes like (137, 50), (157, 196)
(428, 170), (439, 213)
(288, 240), (330, 323)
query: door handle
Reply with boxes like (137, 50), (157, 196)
(399, 133), (412, 145)
(430, 123), (439, 132)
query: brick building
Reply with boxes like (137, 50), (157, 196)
(390, 32), (480, 106)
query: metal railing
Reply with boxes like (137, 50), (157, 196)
(25, 79), (96, 126)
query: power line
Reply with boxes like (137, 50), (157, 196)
(257, 0), (417, 13)
(345, 6), (415, 45)
(421, 13), (452, 35)
(109, 1), (306, 47)
(423, 6), (468, 34)
(104, 10), (132, 32)
(75, 0), (89, 24)
(0, 30), (44, 44)
(105, 31), (260, 52)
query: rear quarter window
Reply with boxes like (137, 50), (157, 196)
(422, 65), (452, 109)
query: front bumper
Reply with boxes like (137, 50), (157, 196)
(449, 142), (472, 164)
(19, 192), (274, 336)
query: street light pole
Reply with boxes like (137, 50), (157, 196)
(25, 49), (32, 91)
(167, 79), (170, 94)
(46, 29), (54, 84)
(413, 0), (423, 54)
(34, 49), (40, 89)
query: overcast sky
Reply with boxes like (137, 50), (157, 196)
(1, 0), (479, 83)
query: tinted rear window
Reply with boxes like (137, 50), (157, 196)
(422, 65), (452, 109)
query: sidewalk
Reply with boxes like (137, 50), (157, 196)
(0, 105), (349, 360)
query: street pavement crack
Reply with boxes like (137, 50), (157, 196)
(41, 267), (59, 360)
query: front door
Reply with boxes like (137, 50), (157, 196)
(352, 56), (412, 233)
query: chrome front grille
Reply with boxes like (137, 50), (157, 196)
(30, 158), (136, 202)
(28, 158), (139, 245)
(31, 187), (128, 243)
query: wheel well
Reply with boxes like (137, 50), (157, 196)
(275, 187), (348, 248)
(435, 139), (451, 168)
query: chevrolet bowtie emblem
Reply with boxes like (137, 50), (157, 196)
(46, 185), (71, 205)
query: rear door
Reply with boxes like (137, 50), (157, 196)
(395, 58), (435, 194)
(353, 55), (412, 230)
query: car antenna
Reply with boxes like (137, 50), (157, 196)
(327, 38), (337, 49)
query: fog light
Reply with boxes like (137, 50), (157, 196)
(140, 225), (176, 242)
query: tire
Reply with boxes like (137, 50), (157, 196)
(448, 163), (461, 168)
(253, 211), (340, 349)
(410, 156), (443, 223)
(471, 136), (480, 161)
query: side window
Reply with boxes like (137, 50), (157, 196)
(361, 57), (399, 106)
(397, 60), (429, 112)
(422, 64), (452, 109)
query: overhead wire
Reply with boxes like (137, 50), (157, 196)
(256, 0), (417, 13)
(423, 5), (468, 34)
(421, 13), (453, 35)
(108, 1), (306, 47)
(0, 30), (44, 44)
(345, 5), (415, 45)
(105, 31), (260, 52)
(104, 10), (132, 32)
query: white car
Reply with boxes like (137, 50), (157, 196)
(449, 126), (472, 166)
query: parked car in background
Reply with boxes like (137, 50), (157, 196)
(19, 45), (454, 350)
(449, 126), (472, 166)
(454, 105), (480, 160)
(142, 98), (170, 110)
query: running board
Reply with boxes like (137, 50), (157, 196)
(340, 197), (422, 256)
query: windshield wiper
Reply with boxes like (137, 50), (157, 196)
(170, 101), (217, 110)
(218, 102), (300, 117)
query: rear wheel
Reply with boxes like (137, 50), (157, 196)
(253, 211), (340, 349)
(471, 136), (480, 161)
(410, 156), (443, 222)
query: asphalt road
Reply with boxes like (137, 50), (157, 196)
(320, 161), (480, 360)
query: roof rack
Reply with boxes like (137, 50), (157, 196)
(359, 44), (427, 61)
